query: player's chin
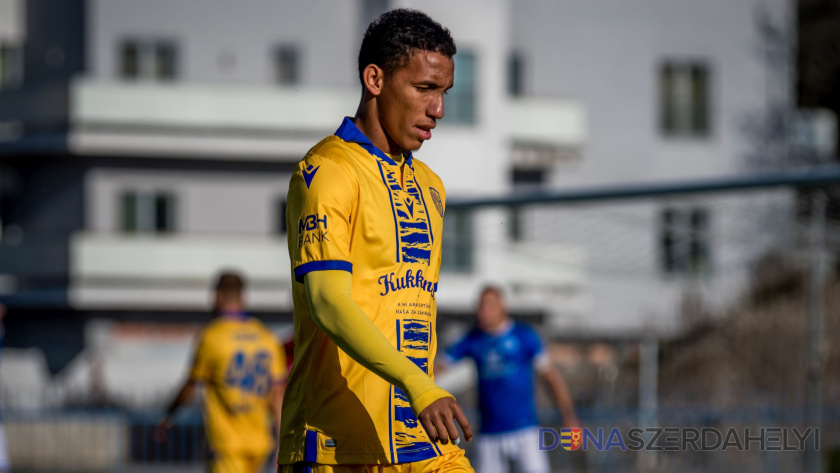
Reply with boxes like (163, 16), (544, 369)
(402, 138), (425, 151)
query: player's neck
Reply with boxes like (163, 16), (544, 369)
(354, 111), (407, 184)
(353, 108), (403, 156)
(483, 318), (513, 336)
(217, 305), (246, 319)
(386, 152), (405, 165)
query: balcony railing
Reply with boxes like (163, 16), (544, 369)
(69, 232), (291, 310)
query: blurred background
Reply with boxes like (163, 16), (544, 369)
(1, 0), (839, 471)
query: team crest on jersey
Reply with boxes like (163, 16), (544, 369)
(561, 428), (582, 451)
(429, 187), (444, 217)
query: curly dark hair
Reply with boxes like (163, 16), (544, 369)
(358, 8), (457, 84)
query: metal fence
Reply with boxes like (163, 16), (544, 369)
(4, 168), (840, 472)
(442, 166), (840, 473)
(2, 403), (837, 473)
(2, 407), (207, 473)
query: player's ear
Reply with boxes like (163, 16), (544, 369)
(362, 64), (384, 97)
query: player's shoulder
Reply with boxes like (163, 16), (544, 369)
(237, 317), (277, 344)
(411, 157), (445, 190)
(464, 327), (485, 343)
(290, 136), (360, 191)
(249, 318), (277, 338)
(301, 136), (359, 170)
(194, 319), (226, 344)
(513, 321), (541, 341)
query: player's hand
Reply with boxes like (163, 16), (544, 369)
(418, 397), (473, 445)
(154, 417), (173, 443)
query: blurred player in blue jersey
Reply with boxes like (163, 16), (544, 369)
(442, 286), (579, 473)
(157, 273), (287, 473)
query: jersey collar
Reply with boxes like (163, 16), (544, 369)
(482, 319), (515, 338)
(334, 117), (414, 168)
(218, 310), (250, 321)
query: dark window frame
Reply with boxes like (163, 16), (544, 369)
(446, 50), (478, 125)
(273, 45), (300, 86)
(441, 208), (474, 273)
(276, 198), (288, 234)
(0, 42), (24, 89)
(121, 190), (176, 234)
(659, 60), (712, 138)
(507, 51), (524, 97)
(119, 38), (178, 81)
(660, 206), (712, 276)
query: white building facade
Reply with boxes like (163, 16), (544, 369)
(0, 0), (793, 343)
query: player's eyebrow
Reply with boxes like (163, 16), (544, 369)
(415, 80), (446, 89)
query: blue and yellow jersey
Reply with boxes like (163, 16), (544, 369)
(280, 117), (453, 465)
(189, 315), (286, 456)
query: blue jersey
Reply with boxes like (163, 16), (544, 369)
(445, 322), (544, 434)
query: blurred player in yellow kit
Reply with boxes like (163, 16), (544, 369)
(158, 273), (287, 473)
(279, 8), (473, 473)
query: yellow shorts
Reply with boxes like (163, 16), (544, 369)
(278, 449), (474, 473)
(210, 454), (266, 473)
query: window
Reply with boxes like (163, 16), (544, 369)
(660, 61), (710, 137)
(276, 198), (288, 234)
(120, 39), (178, 81)
(121, 42), (139, 78)
(511, 168), (546, 186)
(509, 206), (523, 242)
(446, 51), (477, 125)
(0, 43), (23, 89)
(507, 52), (524, 97)
(660, 206), (711, 276)
(121, 191), (176, 233)
(273, 46), (299, 85)
(154, 42), (177, 79)
(441, 208), (473, 273)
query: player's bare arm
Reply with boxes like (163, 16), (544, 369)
(155, 379), (197, 442)
(538, 365), (580, 428)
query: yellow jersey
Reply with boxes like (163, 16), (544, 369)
(189, 314), (286, 456)
(280, 117), (455, 465)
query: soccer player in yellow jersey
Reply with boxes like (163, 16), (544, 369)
(279, 8), (473, 473)
(158, 273), (287, 473)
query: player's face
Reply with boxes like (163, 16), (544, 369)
(379, 50), (455, 152)
(476, 291), (508, 332)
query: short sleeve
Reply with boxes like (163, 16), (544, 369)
(521, 325), (550, 370)
(521, 325), (545, 359)
(188, 329), (213, 382)
(444, 331), (474, 363)
(287, 155), (356, 282)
